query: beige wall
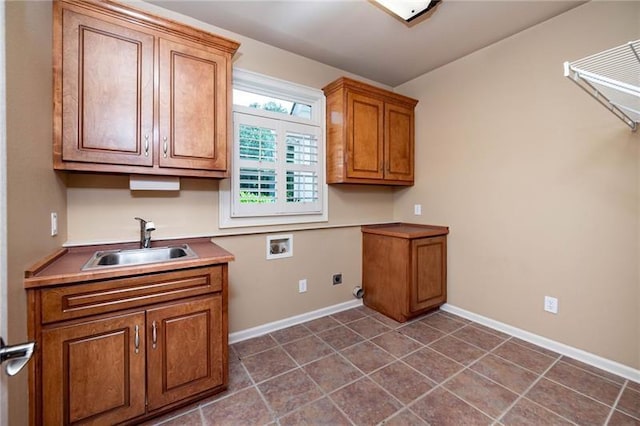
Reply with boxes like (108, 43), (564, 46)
(63, 1), (395, 335)
(213, 227), (362, 332)
(5, 3), (640, 426)
(5, 1), (67, 424)
(395, 1), (640, 369)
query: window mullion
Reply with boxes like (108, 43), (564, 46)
(221, 70), (327, 228)
(275, 121), (287, 214)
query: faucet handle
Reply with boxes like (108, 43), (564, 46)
(135, 217), (155, 230)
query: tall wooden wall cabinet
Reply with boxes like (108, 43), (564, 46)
(322, 77), (418, 185)
(53, 0), (240, 178)
(362, 223), (449, 322)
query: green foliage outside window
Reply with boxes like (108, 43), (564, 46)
(240, 101), (300, 203)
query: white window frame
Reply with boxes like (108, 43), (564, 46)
(219, 69), (328, 229)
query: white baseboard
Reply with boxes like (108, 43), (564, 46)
(229, 299), (363, 344)
(441, 303), (640, 383)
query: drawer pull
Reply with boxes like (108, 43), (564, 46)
(152, 321), (157, 349)
(134, 324), (140, 354)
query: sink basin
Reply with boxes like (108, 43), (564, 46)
(81, 244), (198, 270)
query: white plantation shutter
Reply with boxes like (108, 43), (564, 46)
(219, 69), (326, 228)
(232, 112), (322, 217)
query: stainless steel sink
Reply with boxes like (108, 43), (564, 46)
(81, 244), (198, 270)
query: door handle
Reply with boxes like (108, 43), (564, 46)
(162, 137), (168, 158)
(0, 337), (35, 376)
(144, 134), (149, 157)
(134, 325), (140, 354)
(152, 321), (157, 349)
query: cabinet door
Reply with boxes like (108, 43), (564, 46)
(346, 91), (384, 180)
(146, 295), (225, 411)
(59, 8), (154, 166)
(384, 103), (414, 182)
(410, 236), (447, 313)
(41, 311), (146, 425)
(362, 233), (411, 322)
(158, 38), (229, 171)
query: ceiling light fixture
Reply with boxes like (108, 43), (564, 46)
(372, 0), (441, 25)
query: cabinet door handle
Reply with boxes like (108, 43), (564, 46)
(134, 325), (140, 354)
(152, 321), (157, 349)
(144, 134), (149, 157)
(162, 137), (168, 158)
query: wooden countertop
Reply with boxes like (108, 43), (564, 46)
(361, 223), (449, 239)
(24, 237), (235, 289)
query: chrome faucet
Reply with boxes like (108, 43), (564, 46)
(134, 217), (156, 249)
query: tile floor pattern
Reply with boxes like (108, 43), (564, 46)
(147, 307), (640, 426)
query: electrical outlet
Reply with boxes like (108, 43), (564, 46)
(414, 204), (422, 215)
(544, 296), (558, 314)
(50, 212), (58, 237)
(332, 273), (342, 285)
(298, 279), (307, 293)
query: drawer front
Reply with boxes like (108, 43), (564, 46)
(41, 266), (223, 324)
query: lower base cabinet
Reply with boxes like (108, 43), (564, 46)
(42, 311), (147, 425)
(146, 296), (223, 412)
(28, 265), (228, 425)
(362, 223), (449, 322)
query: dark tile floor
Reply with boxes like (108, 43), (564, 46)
(147, 306), (640, 426)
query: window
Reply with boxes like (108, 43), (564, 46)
(219, 69), (327, 228)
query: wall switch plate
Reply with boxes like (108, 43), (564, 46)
(298, 279), (307, 293)
(50, 212), (58, 237)
(544, 296), (558, 314)
(332, 273), (342, 285)
(414, 204), (422, 215)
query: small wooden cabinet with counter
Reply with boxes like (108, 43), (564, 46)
(322, 77), (418, 185)
(24, 238), (234, 425)
(53, 0), (240, 178)
(362, 223), (449, 322)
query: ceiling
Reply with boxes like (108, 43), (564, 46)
(149, 0), (586, 87)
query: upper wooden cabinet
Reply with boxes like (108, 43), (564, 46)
(323, 77), (418, 185)
(53, 0), (240, 178)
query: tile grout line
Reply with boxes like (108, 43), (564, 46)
(558, 358), (628, 388)
(541, 375), (624, 408)
(315, 327), (444, 424)
(260, 328), (334, 424)
(270, 311), (373, 424)
(396, 345), (504, 424)
(198, 406), (206, 426)
(280, 309), (435, 424)
(489, 338), (562, 377)
(377, 315), (512, 423)
(493, 355), (579, 425)
(153, 406), (202, 426)
(603, 380), (627, 425)
(317, 310), (396, 425)
(233, 310), (465, 424)
(228, 308), (633, 426)
(397, 335), (561, 425)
